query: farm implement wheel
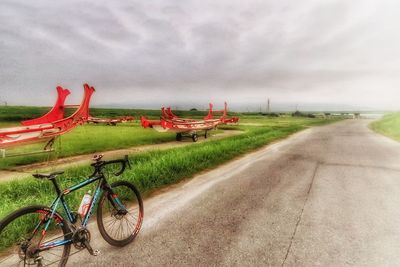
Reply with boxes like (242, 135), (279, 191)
(176, 133), (182, 141)
(192, 133), (198, 142)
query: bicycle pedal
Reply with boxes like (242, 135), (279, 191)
(83, 240), (99, 256)
(34, 256), (43, 267)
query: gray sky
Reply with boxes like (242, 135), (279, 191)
(0, 0), (399, 111)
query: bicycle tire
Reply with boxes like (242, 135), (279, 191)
(0, 205), (71, 267)
(97, 181), (143, 247)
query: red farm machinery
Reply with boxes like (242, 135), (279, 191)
(140, 102), (239, 142)
(0, 84), (95, 158)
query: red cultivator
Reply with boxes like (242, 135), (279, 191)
(141, 102), (239, 142)
(21, 86), (71, 126)
(204, 102), (240, 124)
(0, 84), (95, 156)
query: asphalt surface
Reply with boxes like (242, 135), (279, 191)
(68, 119), (400, 266)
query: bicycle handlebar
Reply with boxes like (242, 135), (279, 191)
(91, 155), (131, 176)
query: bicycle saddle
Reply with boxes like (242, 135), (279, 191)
(33, 171), (65, 179)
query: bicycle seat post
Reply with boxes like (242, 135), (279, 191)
(50, 176), (62, 197)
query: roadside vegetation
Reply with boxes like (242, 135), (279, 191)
(370, 113), (400, 141)
(0, 105), (343, 250)
(0, 112), (341, 250)
(0, 107), (324, 169)
(0, 123), (176, 169)
(0, 106), (232, 168)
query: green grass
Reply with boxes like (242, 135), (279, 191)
(0, 123), (178, 168)
(0, 105), (342, 250)
(0, 106), (236, 168)
(0, 108), (317, 169)
(0, 116), (341, 250)
(370, 113), (400, 141)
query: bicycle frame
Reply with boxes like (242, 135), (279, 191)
(35, 171), (127, 252)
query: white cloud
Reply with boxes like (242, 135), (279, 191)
(0, 0), (399, 110)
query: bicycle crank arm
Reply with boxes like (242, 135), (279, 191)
(34, 256), (44, 267)
(84, 239), (100, 256)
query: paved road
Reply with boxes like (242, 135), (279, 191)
(69, 119), (400, 266)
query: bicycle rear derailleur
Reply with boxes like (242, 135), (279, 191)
(72, 227), (100, 256)
(18, 240), (43, 266)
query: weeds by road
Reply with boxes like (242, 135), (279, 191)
(370, 113), (400, 141)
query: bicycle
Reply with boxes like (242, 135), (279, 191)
(0, 154), (144, 267)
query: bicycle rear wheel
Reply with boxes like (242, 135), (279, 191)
(97, 181), (143, 247)
(0, 205), (71, 267)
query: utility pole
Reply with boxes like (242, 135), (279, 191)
(267, 98), (270, 114)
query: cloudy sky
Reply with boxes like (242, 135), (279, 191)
(0, 0), (399, 111)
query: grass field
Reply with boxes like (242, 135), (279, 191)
(370, 113), (400, 141)
(0, 106), (343, 250)
(0, 123), (177, 168)
(0, 106), (234, 168)
(0, 107), (306, 169)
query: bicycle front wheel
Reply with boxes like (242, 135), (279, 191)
(0, 205), (71, 267)
(97, 181), (143, 247)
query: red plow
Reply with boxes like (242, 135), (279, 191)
(0, 84), (95, 157)
(141, 102), (239, 142)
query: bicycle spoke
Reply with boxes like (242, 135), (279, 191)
(107, 219), (119, 238)
(117, 220), (124, 240)
(106, 218), (118, 230)
(123, 216), (136, 230)
(115, 222), (122, 240)
(123, 218), (130, 237)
